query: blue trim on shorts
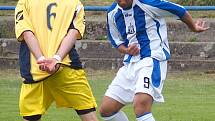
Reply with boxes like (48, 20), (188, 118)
(151, 59), (161, 88)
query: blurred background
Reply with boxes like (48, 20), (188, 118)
(0, 0), (215, 121)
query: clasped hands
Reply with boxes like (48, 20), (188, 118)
(37, 57), (60, 74)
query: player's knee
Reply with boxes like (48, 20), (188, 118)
(23, 114), (41, 121)
(134, 93), (153, 110)
(99, 102), (108, 116)
(99, 106), (116, 117)
(134, 98), (151, 107)
(99, 106), (107, 117)
(100, 96), (124, 117)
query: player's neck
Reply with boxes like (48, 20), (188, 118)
(117, 0), (133, 10)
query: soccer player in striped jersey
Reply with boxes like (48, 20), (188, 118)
(99, 0), (209, 121)
(15, 0), (98, 121)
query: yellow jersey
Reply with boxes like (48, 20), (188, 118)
(15, 0), (85, 83)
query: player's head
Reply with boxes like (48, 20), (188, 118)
(115, 0), (133, 9)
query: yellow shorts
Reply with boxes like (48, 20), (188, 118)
(19, 66), (97, 116)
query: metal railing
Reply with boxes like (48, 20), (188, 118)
(0, 6), (215, 11)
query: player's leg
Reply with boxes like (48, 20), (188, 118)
(45, 66), (98, 121)
(134, 58), (167, 121)
(19, 81), (54, 121)
(134, 93), (155, 121)
(99, 66), (133, 121)
(100, 96), (128, 121)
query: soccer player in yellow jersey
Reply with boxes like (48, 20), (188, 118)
(15, 0), (98, 121)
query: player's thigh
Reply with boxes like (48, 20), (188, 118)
(19, 82), (54, 116)
(133, 93), (153, 114)
(45, 66), (97, 110)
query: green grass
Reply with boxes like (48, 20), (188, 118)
(0, 69), (215, 121)
(153, 72), (215, 121)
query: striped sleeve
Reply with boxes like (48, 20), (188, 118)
(15, 0), (34, 41)
(107, 10), (124, 48)
(137, 0), (187, 18)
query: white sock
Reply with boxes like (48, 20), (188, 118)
(136, 113), (155, 121)
(101, 111), (129, 121)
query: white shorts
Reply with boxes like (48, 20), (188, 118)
(105, 57), (167, 104)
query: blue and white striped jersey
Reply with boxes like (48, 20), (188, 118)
(107, 0), (186, 63)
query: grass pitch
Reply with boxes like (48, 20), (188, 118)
(0, 69), (215, 121)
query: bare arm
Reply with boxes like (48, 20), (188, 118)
(23, 31), (44, 60)
(181, 11), (209, 32)
(56, 29), (80, 59)
(37, 29), (80, 74)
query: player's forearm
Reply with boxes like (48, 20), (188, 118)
(118, 44), (128, 54)
(118, 44), (140, 56)
(23, 31), (44, 60)
(55, 29), (80, 60)
(181, 11), (196, 32)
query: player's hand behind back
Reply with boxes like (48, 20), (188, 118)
(37, 58), (60, 74)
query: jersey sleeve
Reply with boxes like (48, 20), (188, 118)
(69, 1), (85, 40)
(107, 12), (124, 48)
(138, 0), (187, 19)
(15, 0), (34, 41)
